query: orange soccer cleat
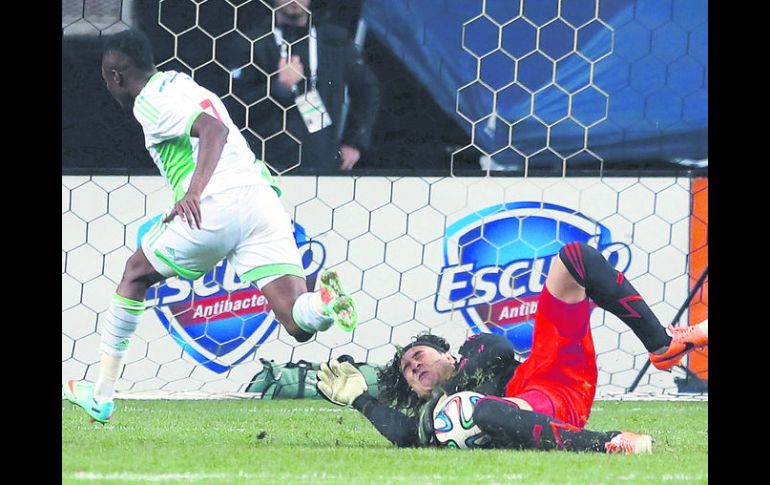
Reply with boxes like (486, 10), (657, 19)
(649, 320), (708, 371)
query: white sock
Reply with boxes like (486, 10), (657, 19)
(291, 292), (332, 333)
(94, 353), (125, 403)
(94, 294), (144, 402)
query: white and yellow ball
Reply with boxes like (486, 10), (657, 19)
(432, 391), (491, 449)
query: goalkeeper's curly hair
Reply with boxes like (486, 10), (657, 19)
(377, 332), (452, 417)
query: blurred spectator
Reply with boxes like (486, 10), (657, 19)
(249, 0), (380, 172)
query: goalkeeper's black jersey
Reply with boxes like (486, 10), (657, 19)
(352, 334), (521, 447)
(440, 333), (521, 397)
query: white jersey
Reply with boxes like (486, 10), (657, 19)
(133, 71), (279, 202)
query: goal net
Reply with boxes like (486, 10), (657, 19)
(62, 0), (707, 398)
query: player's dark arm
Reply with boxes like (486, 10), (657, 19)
(164, 113), (228, 229)
(251, 38), (296, 107)
(341, 41), (380, 152)
(317, 359), (422, 447)
(187, 113), (228, 198)
(351, 393), (421, 448)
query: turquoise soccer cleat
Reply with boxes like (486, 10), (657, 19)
(62, 380), (114, 424)
(319, 271), (359, 332)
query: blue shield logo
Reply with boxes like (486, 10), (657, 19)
(137, 216), (326, 373)
(435, 202), (630, 356)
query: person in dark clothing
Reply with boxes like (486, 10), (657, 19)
(317, 242), (708, 453)
(248, 0), (380, 172)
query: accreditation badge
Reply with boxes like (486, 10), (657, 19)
(295, 89), (332, 133)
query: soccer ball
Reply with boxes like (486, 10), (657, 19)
(432, 391), (491, 449)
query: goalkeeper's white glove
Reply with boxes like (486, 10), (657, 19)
(317, 358), (368, 406)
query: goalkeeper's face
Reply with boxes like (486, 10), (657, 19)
(400, 346), (456, 399)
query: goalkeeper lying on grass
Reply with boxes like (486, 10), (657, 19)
(317, 242), (708, 453)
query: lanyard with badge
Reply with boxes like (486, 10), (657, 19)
(274, 26), (332, 134)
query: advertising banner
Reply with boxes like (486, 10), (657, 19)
(62, 176), (694, 394)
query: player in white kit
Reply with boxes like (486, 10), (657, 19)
(64, 29), (358, 423)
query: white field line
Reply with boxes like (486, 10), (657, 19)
(70, 471), (707, 483)
(70, 471), (527, 482)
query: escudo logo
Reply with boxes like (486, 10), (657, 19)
(435, 202), (630, 356)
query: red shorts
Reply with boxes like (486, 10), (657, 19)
(504, 285), (597, 429)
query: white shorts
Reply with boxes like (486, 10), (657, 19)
(141, 185), (304, 288)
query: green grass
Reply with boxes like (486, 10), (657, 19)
(62, 399), (707, 485)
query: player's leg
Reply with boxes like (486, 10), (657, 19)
(504, 259), (598, 428)
(63, 247), (167, 423)
(101, 247), (166, 392)
(64, 201), (226, 422)
(251, 270), (358, 340)
(544, 251), (587, 304)
(232, 185), (358, 341)
(472, 395), (652, 454)
(557, 242), (669, 350)
(255, 274), (315, 342)
(557, 242), (707, 370)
